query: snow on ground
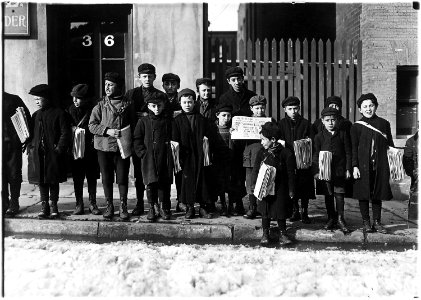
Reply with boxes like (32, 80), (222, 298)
(4, 236), (419, 297)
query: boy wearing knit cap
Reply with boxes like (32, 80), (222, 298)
(243, 95), (269, 219)
(350, 93), (394, 234)
(172, 88), (216, 219)
(133, 92), (173, 222)
(277, 96), (315, 224)
(312, 107), (351, 233)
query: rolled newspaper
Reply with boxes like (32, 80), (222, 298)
(203, 136), (211, 166)
(293, 138), (312, 169)
(170, 141), (182, 173)
(72, 127), (86, 160)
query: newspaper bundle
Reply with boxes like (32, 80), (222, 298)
(203, 136), (211, 166)
(254, 162), (277, 201)
(10, 107), (30, 143)
(116, 125), (132, 159)
(293, 138), (312, 169)
(318, 151), (332, 181)
(72, 127), (85, 160)
(170, 141), (182, 173)
(387, 146), (405, 181)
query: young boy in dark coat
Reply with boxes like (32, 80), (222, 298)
(133, 92), (173, 222)
(67, 84), (101, 215)
(162, 73), (181, 115)
(312, 107), (351, 233)
(277, 96), (315, 223)
(195, 77), (217, 122)
(172, 88), (215, 219)
(252, 121), (296, 245)
(27, 84), (72, 218)
(2, 92), (31, 216)
(403, 131), (418, 220)
(351, 93), (394, 233)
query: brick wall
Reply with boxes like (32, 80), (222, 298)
(360, 3), (417, 137)
(336, 3), (362, 45)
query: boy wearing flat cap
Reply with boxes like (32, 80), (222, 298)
(125, 63), (167, 217)
(277, 96), (315, 224)
(312, 107), (351, 233)
(2, 91), (31, 217)
(27, 84), (72, 219)
(162, 73), (182, 115)
(133, 92), (173, 222)
(195, 77), (217, 122)
(67, 84), (101, 216)
(172, 88), (216, 219)
(350, 93), (394, 233)
(89, 72), (137, 221)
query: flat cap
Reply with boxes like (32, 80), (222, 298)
(321, 107), (339, 118)
(70, 84), (89, 98)
(249, 95), (267, 106)
(357, 93), (378, 108)
(162, 73), (180, 83)
(146, 91), (168, 104)
(104, 72), (124, 86)
(282, 96), (300, 108)
(260, 121), (282, 140)
(138, 63), (156, 74)
(29, 84), (50, 99)
(195, 77), (212, 88)
(225, 66), (244, 79)
(325, 96), (342, 108)
(178, 88), (196, 102)
(216, 103), (233, 113)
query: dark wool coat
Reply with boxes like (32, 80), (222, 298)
(350, 115), (394, 201)
(133, 112), (173, 186)
(218, 86), (256, 117)
(28, 104), (72, 184)
(403, 132), (418, 192)
(165, 93), (181, 115)
(2, 92), (31, 183)
(125, 86), (166, 115)
(312, 128), (352, 194)
(172, 112), (216, 205)
(67, 103), (100, 180)
(252, 145), (296, 219)
(311, 115), (352, 137)
(194, 96), (217, 122)
(278, 114), (315, 199)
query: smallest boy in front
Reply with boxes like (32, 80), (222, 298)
(243, 95), (267, 219)
(312, 107), (351, 233)
(133, 92), (173, 222)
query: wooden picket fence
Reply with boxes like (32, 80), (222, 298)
(208, 38), (362, 123)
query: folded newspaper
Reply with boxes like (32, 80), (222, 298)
(72, 127), (85, 160)
(254, 162), (277, 201)
(318, 151), (332, 181)
(387, 146), (405, 181)
(170, 141), (182, 173)
(293, 138), (312, 169)
(203, 136), (211, 166)
(10, 107), (30, 143)
(116, 125), (132, 159)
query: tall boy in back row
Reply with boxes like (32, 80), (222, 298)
(277, 96), (315, 223)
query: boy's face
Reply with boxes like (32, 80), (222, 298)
(104, 80), (119, 97)
(260, 134), (274, 149)
(198, 84), (211, 101)
(163, 80), (179, 95)
(139, 73), (156, 89)
(322, 115), (337, 131)
(147, 101), (165, 116)
(73, 97), (87, 108)
(328, 103), (340, 111)
(284, 105), (300, 120)
(216, 111), (232, 126)
(251, 104), (266, 117)
(180, 96), (195, 113)
(227, 76), (244, 92)
(359, 100), (377, 118)
(34, 96), (48, 109)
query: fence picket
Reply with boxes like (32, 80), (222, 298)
(318, 39), (325, 120)
(342, 39), (347, 118)
(256, 39), (262, 95)
(279, 39), (286, 119)
(271, 38), (278, 120)
(303, 39), (309, 120)
(239, 39), (245, 74)
(230, 39), (237, 67)
(310, 39), (317, 122)
(326, 39), (332, 98)
(287, 39), (294, 96)
(333, 40), (339, 96)
(294, 38), (301, 100)
(247, 39), (253, 90)
(357, 40), (362, 101)
(263, 39), (270, 113)
(349, 41), (355, 122)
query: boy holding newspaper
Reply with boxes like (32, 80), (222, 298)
(312, 107), (351, 233)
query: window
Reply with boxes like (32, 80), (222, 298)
(396, 66), (418, 137)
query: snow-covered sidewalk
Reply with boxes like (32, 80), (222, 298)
(4, 236), (419, 297)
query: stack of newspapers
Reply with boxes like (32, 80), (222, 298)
(72, 127), (85, 159)
(318, 151), (332, 181)
(10, 107), (30, 143)
(116, 125), (132, 159)
(293, 138), (312, 169)
(203, 136), (211, 166)
(387, 146), (405, 181)
(170, 141), (182, 173)
(254, 162), (277, 201)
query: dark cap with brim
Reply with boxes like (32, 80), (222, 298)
(29, 84), (50, 99)
(357, 93), (378, 108)
(225, 66), (244, 79)
(70, 84), (89, 98)
(282, 96), (300, 108)
(178, 88), (196, 102)
(321, 107), (339, 118)
(138, 63), (156, 74)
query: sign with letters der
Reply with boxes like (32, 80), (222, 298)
(4, 2), (30, 36)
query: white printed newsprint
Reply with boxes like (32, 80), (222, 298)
(230, 116), (272, 140)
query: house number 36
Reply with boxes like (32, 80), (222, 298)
(82, 35), (115, 47)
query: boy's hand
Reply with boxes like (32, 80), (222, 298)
(229, 128), (235, 133)
(313, 173), (319, 180)
(289, 192), (295, 199)
(345, 170), (351, 179)
(353, 167), (360, 179)
(107, 128), (121, 138)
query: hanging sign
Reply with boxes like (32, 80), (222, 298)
(4, 2), (30, 36)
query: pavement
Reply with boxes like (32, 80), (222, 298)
(3, 177), (418, 245)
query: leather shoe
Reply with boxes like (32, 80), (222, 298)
(301, 209), (311, 224)
(147, 206), (157, 222)
(199, 207), (212, 219)
(260, 229), (270, 245)
(372, 220), (387, 234)
(289, 210), (301, 222)
(243, 206), (257, 219)
(337, 215), (350, 234)
(279, 230), (292, 245)
(176, 202), (187, 213)
(362, 219), (372, 232)
(185, 205), (195, 219)
(324, 218), (336, 230)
